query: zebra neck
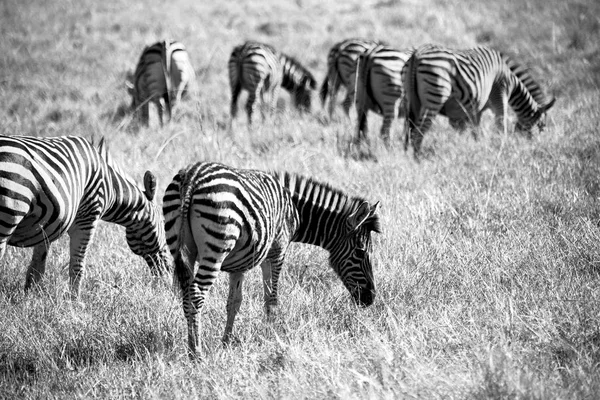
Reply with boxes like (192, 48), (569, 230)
(102, 166), (147, 227)
(508, 73), (540, 121)
(285, 178), (352, 250)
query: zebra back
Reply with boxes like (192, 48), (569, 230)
(279, 53), (317, 112)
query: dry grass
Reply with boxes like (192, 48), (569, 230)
(1, 0), (600, 398)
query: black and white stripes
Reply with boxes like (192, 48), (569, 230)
(127, 40), (196, 126)
(0, 135), (170, 298)
(228, 41), (316, 125)
(354, 44), (414, 145)
(320, 38), (385, 118)
(162, 161), (380, 355)
(403, 44), (555, 153)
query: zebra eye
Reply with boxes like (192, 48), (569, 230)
(355, 248), (367, 259)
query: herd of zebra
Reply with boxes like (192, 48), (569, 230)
(127, 38), (555, 155)
(0, 37), (555, 357)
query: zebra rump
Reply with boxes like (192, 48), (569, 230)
(127, 40), (196, 126)
(320, 38), (385, 118)
(354, 44), (414, 145)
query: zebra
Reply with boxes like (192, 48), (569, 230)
(403, 44), (556, 154)
(127, 40), (196, 126)
(353, 44), (414, 145)
(0, 135), (170, 299)
(228, 41), (317, 125)
(162, 161), (380, 356)
(319, 38), (385, 119)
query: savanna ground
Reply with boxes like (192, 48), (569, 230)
(1, 0), (600, 398)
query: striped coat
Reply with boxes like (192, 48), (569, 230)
(127, 40), (196, 126)
(228, 41), (317, 125)
(320, 38), (384, 118)
(403, 44), (556, 154)
(163, 162), (380, 356)
(353, 44), (414, 145)
(0, 135), (170, 298)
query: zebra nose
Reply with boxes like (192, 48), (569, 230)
(356, 287), (375, 307)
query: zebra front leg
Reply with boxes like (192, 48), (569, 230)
(67, 223), (97, 300)
(24, 243), (50, 292)
(223, 271), (245, 345)
(261, 257), (283, 319)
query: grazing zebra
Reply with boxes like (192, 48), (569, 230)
(163, 162), (380, 356)
(319, 38), (384, 118)
(403, 44), (556, 154)
(228, 41), (317, 125)
(0, 135), (170, 299)
(353, 44), (414, 145)
(127, 40), (196, 126)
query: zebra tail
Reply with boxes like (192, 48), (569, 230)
(162, 40), (174, 116)
(174, 168), (199, 292)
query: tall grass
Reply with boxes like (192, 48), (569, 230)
(1, 0), (599, 398)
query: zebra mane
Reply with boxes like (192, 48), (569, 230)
(273, 171), (381, 232)
(279, 53), (317, 91)
(96, 137), (140, 188)
(502, 54), (551, 107)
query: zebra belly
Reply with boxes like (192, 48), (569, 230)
(6, 190), (76, 248)
(8, 206), (73, 247)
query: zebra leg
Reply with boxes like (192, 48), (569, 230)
(356, 107), (369, 145)
(24, 243), (49, 291)
(381, 113), (395, 147)
(141, 102), (150, 127)
(230, 82), (242, 121)
(222, 271), (245, 345)
(411, 108), (436, 156)
(246, 90), (259, 126)
(158, 97), (166, 127)
(67, 224), (97, 300)
(261, 256), (284, 319)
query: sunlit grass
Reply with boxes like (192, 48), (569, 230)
(1, 0), (600, 398)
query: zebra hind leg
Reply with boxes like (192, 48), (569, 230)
(24, 243), (49, 292)
(223, 271), (245, 346)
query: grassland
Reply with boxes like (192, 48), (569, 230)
(1, 0), (600, 398)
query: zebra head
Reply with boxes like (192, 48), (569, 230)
(329, 200), (381, 307)
(515, 96), (556, 134)
(124, 171), (171, 275)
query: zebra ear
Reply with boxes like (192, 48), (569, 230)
(144, 171), (157, 201)
(541, 96), (556, 113)
(348, 201), (378, 232)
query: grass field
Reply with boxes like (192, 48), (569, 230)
(1, 0), (600, 398)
